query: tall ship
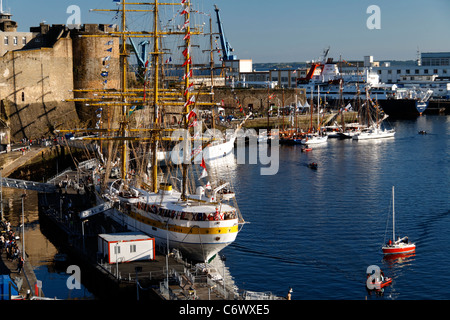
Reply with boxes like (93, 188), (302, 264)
(297, 51), (433, 118)
(59, 0), (245, 262)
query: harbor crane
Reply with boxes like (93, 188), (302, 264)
(214, 4), (237, 61)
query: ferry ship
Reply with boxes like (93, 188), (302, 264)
(297, 58), (433, 117)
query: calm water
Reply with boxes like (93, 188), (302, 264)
(3, 115), (449, 300)
(219, 115), (449, 300)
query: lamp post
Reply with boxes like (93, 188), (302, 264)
(81, 219), (89, 253)
(21, 193), (26, 261)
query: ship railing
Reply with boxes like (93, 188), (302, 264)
(206, 276), (239, 300)
(185, 268), (208, 284)
(242, 290), (283, 300)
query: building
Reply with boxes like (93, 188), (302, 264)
(98, 232), (156, 264)
(0, 7), (34, 56)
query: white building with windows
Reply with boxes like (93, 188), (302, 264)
(0, 7), (35, 56)
(98, 232), (156, 264)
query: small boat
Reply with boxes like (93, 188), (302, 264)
(301, 147), (312, 152)
(308, 162), (318, 170)
(366, 268), (392, 291)
(418, 130), (427, 135)
(301, 134), (328, 145)
(368, 275), (392, 290)
(382, 186), (416, 255)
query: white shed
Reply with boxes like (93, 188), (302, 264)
(98, 232), (155, 264)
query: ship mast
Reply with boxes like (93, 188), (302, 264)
(181, 0), (191, 200)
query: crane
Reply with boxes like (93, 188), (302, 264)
(214, 4), (237, 61)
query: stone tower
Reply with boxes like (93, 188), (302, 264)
(71, 24), (120, 126)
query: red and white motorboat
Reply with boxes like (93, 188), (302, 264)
(382, 186), (416, 255)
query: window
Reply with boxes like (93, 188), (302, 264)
(424, 69), (428, 74)
(13, 37), (17, 46)
(434, 69), (438, 74)
(415, 69), (419, 74)
(114, 246), (120, 254)
(22, 37), (27, 45)
(130, 244), (136, 253)
(4, 36), (8, 45)
(406, 70), (410, 74)
(397, 70), (401, 74)
(21, 92), (25, 102)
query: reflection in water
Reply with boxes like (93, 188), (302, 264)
(2, 188), (94, 299)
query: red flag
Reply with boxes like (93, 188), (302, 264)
(183, 32), (191, 40)
(183, 69), (193, 80)
(184, 95), (196, 108)
(181, 19), (190, 30)
(184, 83), (194, 96)
(200, 157), (206, 169)
(187, 109), (196, 121)
(182, 57), (192, 67)
(182, 46), (190, 57)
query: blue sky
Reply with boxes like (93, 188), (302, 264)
(4, 0), (450, 62)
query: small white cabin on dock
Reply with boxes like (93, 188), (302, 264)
(98, 232), (155, 264)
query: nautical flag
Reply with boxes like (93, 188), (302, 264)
(187, 109), (196, 121)
(106, 40), (114, 45)
(106, 47), (113, 52)
(103, 56), (111, 62)
(182, 69), (193, 80)
(184, 83), (194, 96)
(96, 107), (103, 113)
(184, 95), (196, 108)
(200, 157), (206, 169)
(205, 181), (211, 190)
(180, 8), (189, 15)
(199, 168), (207, 180)
(181, 19), (190, 30)
(145, 60), (149, 68)
(113, 0), (120, 2)
(165, 57), (172, 64)
(181, 0), (187, 4)
(269, 93), (275, 100)
(182, 57), (191, 67)
(182, 46), (190, 57)
(103, 80), (108, 85)
(183, 32), (191, 40)
(101, 71), (109, 77)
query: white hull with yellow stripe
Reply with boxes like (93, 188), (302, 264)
(100, 183), (241, 262)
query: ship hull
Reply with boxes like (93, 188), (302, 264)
(377, 99), (425, 118)
(157, 136), (235, 166)
(98, 193), (240, 262)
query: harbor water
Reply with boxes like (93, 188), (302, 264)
(3, 115), (449, 300)
(220, 114), (449, 300)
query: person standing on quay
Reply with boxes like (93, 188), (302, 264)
(16, 256), (24, 273)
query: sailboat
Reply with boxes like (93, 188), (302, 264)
(381, 186), (416, 255)
(352, 88), (395, 140)
(301, 85), (328, 145)
(61, 0), (245, 263)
